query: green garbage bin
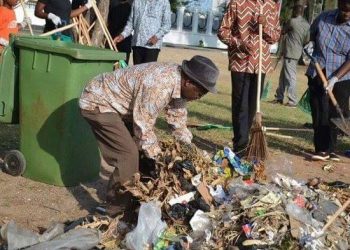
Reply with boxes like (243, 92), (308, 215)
(0, 40), (18, 124)
(15, 38), (125, 186)
(0, 35), (49, 124)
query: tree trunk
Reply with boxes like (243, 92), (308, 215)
(90, 0), (110, 47)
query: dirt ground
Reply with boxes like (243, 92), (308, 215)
(0, 46), (349, 232)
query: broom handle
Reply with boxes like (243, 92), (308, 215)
(322, 198), (350, 232)
(39, 23), (77, 36)
(20, 0), (33, 35)
(264, 127), (313, 132)
(257, 5), (263, 115)
(314, 62), (348, 127)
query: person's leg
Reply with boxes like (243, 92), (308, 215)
(309, 76), (331, 159)
(231, 72), (251, 155)
(80, 108), (139, 213)
(285, 58), (298, 105)
(143, 48), (160, 63)
(329, 80), (350, 157)
(274, 58), (287, 103)
(132, 46), (145, 65)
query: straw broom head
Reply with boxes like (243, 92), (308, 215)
(247, 112), (268, 161)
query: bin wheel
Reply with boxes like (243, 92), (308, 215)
(3, 150), (26, 176)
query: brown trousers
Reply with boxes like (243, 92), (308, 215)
(80, 108), (138, 203)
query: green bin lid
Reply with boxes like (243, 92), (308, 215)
(14, 37), (125, 61)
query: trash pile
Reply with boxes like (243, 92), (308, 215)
(113, 141), (350, 250)
(0, 140), (349, 250)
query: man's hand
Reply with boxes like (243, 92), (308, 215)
(85, 0), (94, 9)
(258, 14), (267, 27)
(242, 41), (257, 55)
(114, 34), (124, 44)
(326, 76), (338, 93)
(0, 37), (9, 47)
(48, 13), (62, 26)
(20, 17), (31, 28)
(304, 41), (315, 56)
(147, 35), (159, 46)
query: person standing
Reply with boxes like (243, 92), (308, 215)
(273, 4), (310, 107)
(35, 0), (93, 37)
(108, 0), (133, 64)
(113, 0), (171, 65)
(305, 0), (350, 161)
(218, 0), (280, 156)
(79, 56), (219, 216)
(0, 0), (31, 52)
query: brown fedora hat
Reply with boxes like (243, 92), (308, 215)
(182, 55), (219, 93)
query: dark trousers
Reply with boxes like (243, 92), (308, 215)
(132, 46), (160, 65)
(80, 108), (138, 204)
(308, 76), (350, 153)
(231, 72), (265, 153)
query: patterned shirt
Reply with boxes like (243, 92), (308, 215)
(121, 0), (171, 49)
(306, 10), (350, 80)
(79, 63), (192, 159)
(218, 0), (281, 74)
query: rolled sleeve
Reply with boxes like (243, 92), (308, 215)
(165, 99), (192, 144)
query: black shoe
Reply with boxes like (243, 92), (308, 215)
(311, 152), (330, 161)
(329, 153), (340, 162)
(269, 99), (283, 105)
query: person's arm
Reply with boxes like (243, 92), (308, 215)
(165, 99), (192, 144)
(282, 19), (291, 35)
(262, 4), (281, 44)
(309, 13), (323, 42)
(0, 10), (9, 46)
(217, 0), (243, 48)
(35, 0), (62, 25)
(34, 1), (48, 19)
(70, 0), (93, 18)
(119, 1), (135, 39)
(133, 77), (171, 159)
(326, 60), (350, 91)
(154, 0), (171, 39)
(17, 17), (31, 31)
(334, 60), (350, 79)
(303, 23), (310, 45)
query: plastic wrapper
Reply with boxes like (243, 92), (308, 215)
(0, 220), (100, 250)
(126, 201), (167, 250)
(189, 210), (211, 232)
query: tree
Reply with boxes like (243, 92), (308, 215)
(90, 0), (111, 46)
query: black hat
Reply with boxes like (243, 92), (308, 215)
(182, 55), (219, 93)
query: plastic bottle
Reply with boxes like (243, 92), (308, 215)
(285, 202), (316, 227)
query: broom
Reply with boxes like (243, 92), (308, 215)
(247, 5), (268, 161)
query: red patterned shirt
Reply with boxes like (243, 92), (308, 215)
(218, 0), (281, 74)
(79, 63), (192, 159)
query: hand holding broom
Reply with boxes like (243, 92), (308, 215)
(303, 48), (350, 136)
(19, 0), (33, 35)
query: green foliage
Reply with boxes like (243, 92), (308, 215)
(169, 0), (189, 12)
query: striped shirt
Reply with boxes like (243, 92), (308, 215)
(79, 63), (192, 159)
(306, 10), (350, 80)
(218, 0), (281, 74)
